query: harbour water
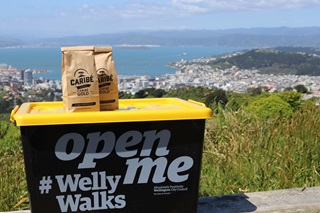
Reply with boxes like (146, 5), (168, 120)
(0, 46), (244, 80)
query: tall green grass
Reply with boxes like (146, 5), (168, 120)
(200, 102), (320, 196)
(0, 117), (28, 211)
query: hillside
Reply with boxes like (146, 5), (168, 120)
(1, 27), (320, 48)
(0, 36), (26, 47)
(207, 47), (320, 76)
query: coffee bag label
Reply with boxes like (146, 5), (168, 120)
(94, 46), (119, 111)
(61, 46), (100, 112)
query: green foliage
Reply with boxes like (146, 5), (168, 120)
(276, 91), (302, 111)
(275, 46), (320, 55)
(294, 84), (308, 93)
(152, 89), (166, 98)
(246, 95), (293, 120)
(205, 89), (228, 108)
(132, 88), (167, 99)
(284, 87), (293, 91)
(0, 99), (13, 113)
(119, 91), (133, 99)
(134, 89), (148, 98)
(249, 87), (262, 96)
(208, 48), (320, 76)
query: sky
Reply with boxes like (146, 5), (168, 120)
(1, 0), (320, 38)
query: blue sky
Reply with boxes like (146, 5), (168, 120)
(1, 0), (320, 38)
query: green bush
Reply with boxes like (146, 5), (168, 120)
(245, 95), (294, 120)
(276, 91), (302, 111)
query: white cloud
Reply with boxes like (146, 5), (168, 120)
(82, 4), (89, 9)
(77, 3), (96, 20)
(54, 0), (320, 32)
(171, 0), (208, 13)
(58, 12), (67, 17)
(73, 0), (320, 17)
(107, 2), (172, 19)
(171, 0), (320, 12)
(79, 4), (95, 12)
(98, 0), (320, 21)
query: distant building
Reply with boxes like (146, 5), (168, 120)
(24, 69), (33, 85)
(1, 77), (9, 86)
(20, 69), (25, 81)
(141, 81), (149, 88)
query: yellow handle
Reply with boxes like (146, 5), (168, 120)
(10, 105), (19, 123)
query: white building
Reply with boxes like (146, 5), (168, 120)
(24, 69), (33, 85)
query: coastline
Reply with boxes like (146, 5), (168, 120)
(2, 46), (227, 79)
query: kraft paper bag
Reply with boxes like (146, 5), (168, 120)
(61, 46), (100, 112)
(94, 46), (119, 111)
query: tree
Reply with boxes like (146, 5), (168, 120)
(205, 89), (228, 107)
(246, 95), (293, 120)
(152, 89), (166, 98)
(276, 91), (301, 111)
(0, 99), (12, 113)
(119, 91), (133, 99)
(294, 84), (308, 93)
(284, 87), (293, 91)
(248, 87), (263, 96)
(134, 89), (148, 98)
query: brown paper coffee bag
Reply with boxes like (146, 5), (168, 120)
(94, 46), (119, 111)
(61, 46), (100, 112)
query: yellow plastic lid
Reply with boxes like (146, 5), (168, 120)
(11, 98), (212, 126)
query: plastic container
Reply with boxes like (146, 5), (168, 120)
(11, 98), (212, 213)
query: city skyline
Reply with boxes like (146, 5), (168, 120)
(1, 0), (320, 38)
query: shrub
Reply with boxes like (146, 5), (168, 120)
(245, 95), (293, 120)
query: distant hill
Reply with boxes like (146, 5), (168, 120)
(206, 47), (320, 76)
(0, 36), (26, 47)
(1, 27), (320, 48)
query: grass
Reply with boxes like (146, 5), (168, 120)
(200, 102), (320, 196)
(0, 115), (29, 211)
(1, 102), (320, 211)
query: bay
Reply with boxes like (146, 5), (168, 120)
(0, 46), (244, 80)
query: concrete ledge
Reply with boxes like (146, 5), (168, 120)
(198, 186), (320, 213)
(3, 187), (320, 213)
